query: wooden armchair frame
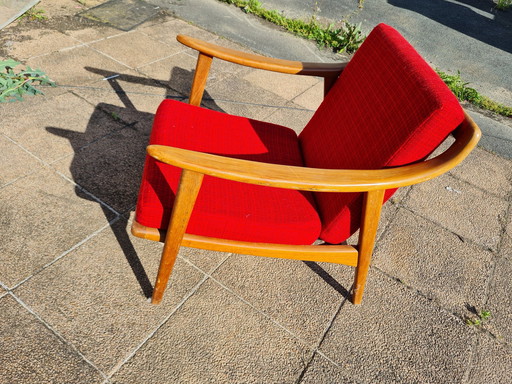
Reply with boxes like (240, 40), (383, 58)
(132, 35), (481, 305)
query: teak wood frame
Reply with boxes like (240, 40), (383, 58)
(131, 35), (481, 305)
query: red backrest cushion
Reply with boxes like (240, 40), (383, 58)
(299, 23), (464, 244)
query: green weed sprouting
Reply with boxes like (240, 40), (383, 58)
(436, 70), (512, 117)
(496, 0), (512, 11)
(0, 59), (55, 102)
(466, 310), (492, 326)
(220, 0), (365, 53)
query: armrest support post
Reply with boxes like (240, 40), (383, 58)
(189, 53), (213, 106)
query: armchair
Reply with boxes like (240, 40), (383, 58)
(132, 24), (481, 304)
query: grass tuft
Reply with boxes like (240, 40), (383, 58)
(219, 0), (365, 53)
(436, 70), (512, 117)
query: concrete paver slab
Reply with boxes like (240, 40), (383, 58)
(213, 254), (353, 345)
(318, 270), (476, 383)
(110, 279), (312, 383)
(0, 295), (103, 384)
(467, 335), (512, 384)
(299, 353), (361, 384)
(89, 30), (176, 69)
(51, 125), (149, 214)
(449, 146), (512, 198)
(264, 102), (315, 133)
(404, 173), (508, 251)
(13, 218), (209, 373)
(79, 0), (160, 31)
(485, 233), (512, 345)
(202, 75), (291, 121)
(26, 45), (130, 89)
(138, 17), (218, 48)
(64, 23), (124, 44)
(1, 92), (124, 163)
(5, 29), (79, 61)
(71, 71), (181, 126)
(0, 134), (44, 188)
(291, 80), (324, 110)
(0, 168), (115, 288)
(243, 69), (320, 102)
(373, 208), (494, 313)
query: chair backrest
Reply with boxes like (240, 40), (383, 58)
(299, 23), (465, 244)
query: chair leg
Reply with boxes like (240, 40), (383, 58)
(352, 190), (385, 305)
(152, 169), (204, 304)
(189, 52), (213, 107)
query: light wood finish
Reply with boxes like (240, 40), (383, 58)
(353, 190), (385, 304)
(151, 169), (204, 304)
(178, 35), (347, 77)
(178, 34), (346, 106)
(189, 53), (213, 106)
(146, 113), (480, 193)
(131, 35), (482, 306)
(132, 222), (359, 266)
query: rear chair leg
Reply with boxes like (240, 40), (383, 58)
(152, 169), (204, 304)
(352, 189), (385, 305)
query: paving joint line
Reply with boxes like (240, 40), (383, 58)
(8, 292), (109, 381)
(10, 219), (116, 291)
(106, 273), (212, 379)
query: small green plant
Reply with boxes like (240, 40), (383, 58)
(0, 59), (55, 102)
(466, 310), (491, 326)
(18, 6), (47, 21)
(219, 0), (365, 53)
(496, 0), (512, 11)
(436, 70), (512, 117)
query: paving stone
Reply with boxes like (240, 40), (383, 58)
(292, 80), (323, 110)
(212, 253), (353, 345)
(264, 102), (314, 134)
(51, 125), (149, 214)
(90, 30), (178, 68)
(243, 69), (320, 101)
(300, 354), (362, 384)
(0, 168), (114, 288)
(110, 279), (312, 383)
(26, 45), (130, 89)
(72, 69), (179, 126)
(449, 146), (512, 199)
(2, 92), (125, 163)
(13, 218), (210, 374)
(138, 18), (218, 49)
(373, 208), (494, 314)
(318, 270), (476, 383)
(136, 51), (199, 96)
(484, 235), (512, 344)
(467, 335), (512, 384)
(202, 75), (290, 121)
(0, 295), (103, 384)
(0, 134), (43, 188)
(5, 29), (80, 61)
(65, 24), (125, 44)
(404, 173), (507, 251)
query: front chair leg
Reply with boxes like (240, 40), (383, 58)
(352, 189), (385, 304)
(152, 169), (204, 304)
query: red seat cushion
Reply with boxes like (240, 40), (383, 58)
(299, 23), (464, 244)
(135, 100), (321, 245)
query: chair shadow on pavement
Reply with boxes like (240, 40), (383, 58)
(388, 0), (512, 54)
(46, 66), (351, 301)
(45, 66), (220, 299)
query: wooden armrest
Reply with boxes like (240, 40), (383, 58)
(177, 34), (347, 77)
(147, 112), (481, 192)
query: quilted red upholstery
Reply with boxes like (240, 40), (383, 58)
(135, 100), (321, 245)
(299, 23), (465, 244)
